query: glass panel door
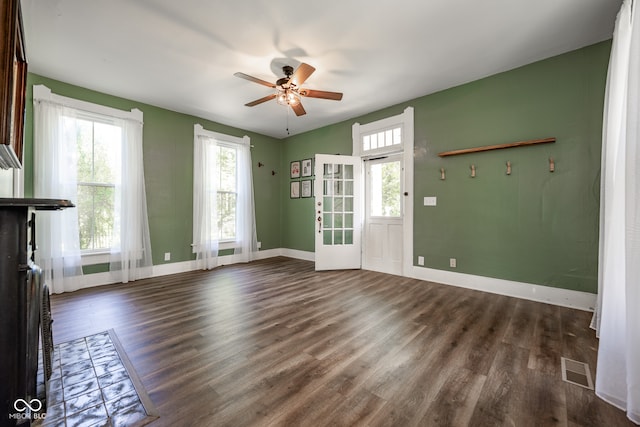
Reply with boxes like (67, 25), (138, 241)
(314, 154), (361, 270)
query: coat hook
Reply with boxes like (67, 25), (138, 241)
(258, 162), (264, 167)
(470, 164), (476, 178)
(271, 170), (277, 176)
(549, 157), (555, 173)
(440, 167), (446, 180)
(506, 161), (512, 175)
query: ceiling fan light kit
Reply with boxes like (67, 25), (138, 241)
(234, 63), (343, 117)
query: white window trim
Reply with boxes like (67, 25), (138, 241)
(352, 107), (414, 276)
(33, 85), (143, 123)
(194, 124), (249, 148)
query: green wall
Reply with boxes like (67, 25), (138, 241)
(24, 74), (283, 267)
(23, 40), (610, 293)
(280, 40), (611, 293)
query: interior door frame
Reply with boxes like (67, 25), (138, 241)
(352, 107), (414, 276)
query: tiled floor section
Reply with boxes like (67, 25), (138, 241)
(38, 331), (154, 427)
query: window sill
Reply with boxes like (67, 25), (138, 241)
(191, 240), (239, 253)
(81, 251), (111, 266)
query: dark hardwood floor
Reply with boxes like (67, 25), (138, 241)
(49, 256), (632, 426)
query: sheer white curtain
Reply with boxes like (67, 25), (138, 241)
(193, 131), (220, 270)
(592, 0), (640, 423)
(34, 84), (152, 289)
(192, 125), (257, 270)
(33, 100), (84, 294)
(235, 137), (258, 263)
(109, 117), (153, 283)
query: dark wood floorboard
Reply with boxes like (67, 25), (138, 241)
(49, 256), (633, 426)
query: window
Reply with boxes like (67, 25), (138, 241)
(33, 84), (152, 287)
(192, 124), (257, 269)
(213, 144), (237, 241)
(362, 126), (402, 154)
(71, 116), (122, 252)
(369, 160), (401, 217)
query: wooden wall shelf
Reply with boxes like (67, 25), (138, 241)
(438, 137), (555, 157)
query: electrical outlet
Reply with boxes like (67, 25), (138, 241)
(257, 241), (262, 249)
(164, 252), (171, 261)
(423, 196), (437, 206)
(417, 256), (425, 266)
(449, 258), (457, 268)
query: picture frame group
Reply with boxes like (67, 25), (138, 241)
(290, 158), (313, 199)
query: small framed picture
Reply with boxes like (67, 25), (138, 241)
(290, 181), (300, 199)
(301, 158), (313, 177)
(301, 180), (312, 198)
(290, 161), (301, 178)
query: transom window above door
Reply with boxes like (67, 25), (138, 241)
(361, 125), (402, 155)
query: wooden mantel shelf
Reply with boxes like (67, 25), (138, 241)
(438, 137), (556, 157)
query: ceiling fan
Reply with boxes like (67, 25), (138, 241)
(234, 63), (343, 116)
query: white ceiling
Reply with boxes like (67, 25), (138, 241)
(21, 0), (621, 139)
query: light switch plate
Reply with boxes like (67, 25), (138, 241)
(424, 196), (437, 206)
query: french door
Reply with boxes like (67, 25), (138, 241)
(314, 154), (362, 271)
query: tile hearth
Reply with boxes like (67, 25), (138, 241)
(36, 331), (153, 427)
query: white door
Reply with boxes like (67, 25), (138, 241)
(314, 154), (362, 271)
(363, 155), (403, 275)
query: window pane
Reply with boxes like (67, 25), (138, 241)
(332, 164), (343, 179)
(74, 114), (120, 253)
(370, 161), (401, 217)
(218, 191), (236, 240)
(334, 230), (343, 244)
(393, 127), (402, 145)
(77, 184), (114, 251)
(344, 230), (353, 245)
(323, 180), (333, 196)
(323, 230), (332, 245)
(323, 164), (332, 178)
(77, 185), (93, 250)
(344, 213), (353, 228)
(93, 186), (115, 249)
(363, 135), (370, 151)
(93, 122), (121, 183)
(344, 181), (353, 196)
(218, 146), (236, 192)
(333, 181), (343, 195)
(75, 119), (94, 183)
(385, 129), (393, 146)
(334, 197), (343, 212)
(344, 165), (353, 179)
(344, 197), (353, 212)
(323, 196), (332, 212)
(334, 213), (343, 228)
(323, 213), (332, 229)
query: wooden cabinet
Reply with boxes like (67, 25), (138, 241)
(0, 0), (27, 169)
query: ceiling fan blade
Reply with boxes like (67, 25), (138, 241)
(300, 89), (343, 101)
(245, 93), (276, 107)
(290, 63), (316, 87)
(234, 72), (276, 88)
(291, 102), (306, 116)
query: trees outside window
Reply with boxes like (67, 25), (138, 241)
(70, 117), (122, 252)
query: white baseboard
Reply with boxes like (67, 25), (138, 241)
(407, 265), (596, 312)
(280, 248), (315, 261)
(72, 248), (595, 311)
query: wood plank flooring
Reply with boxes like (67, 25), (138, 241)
(49, 257), (633, 426)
